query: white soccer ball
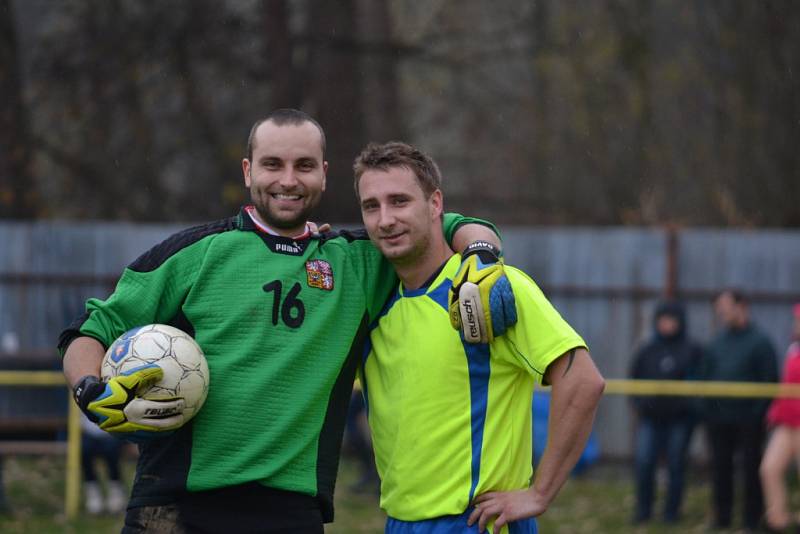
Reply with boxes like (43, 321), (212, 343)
(101, 324), (210, 424)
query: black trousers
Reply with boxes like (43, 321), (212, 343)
(706, 420), (766, 529)
(122, 484), (324, 534)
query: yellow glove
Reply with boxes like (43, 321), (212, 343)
(75, 364), (185, 440)
(449, 241), (517, 343)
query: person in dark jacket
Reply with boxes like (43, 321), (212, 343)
(629, 300), (703, 524)
(700, 289), (779, 531)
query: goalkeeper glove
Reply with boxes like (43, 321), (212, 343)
(73, 364), (185, 441)
(449, 241), (517, 343)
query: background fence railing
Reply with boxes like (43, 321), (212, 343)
(2, 221), (799, 458)
(0, 371), (80, 519)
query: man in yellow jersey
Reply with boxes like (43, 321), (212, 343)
(354, 141), (606, 534)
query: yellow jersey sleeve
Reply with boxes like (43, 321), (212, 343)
(493, 267), (587, 383)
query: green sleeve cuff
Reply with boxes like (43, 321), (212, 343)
(442, 212), (501, 243)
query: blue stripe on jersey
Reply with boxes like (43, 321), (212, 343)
(426, 279), (452, 313)
(370, 287), (402, 330)
(462, 339), (491, 503)
(403, 285), (429, 297)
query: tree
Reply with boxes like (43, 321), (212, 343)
(7, 0), (800, 226)
(0, 0), (35, 218)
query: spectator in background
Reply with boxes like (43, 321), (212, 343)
(81, 413), (126, 515)
(0, 459), (7, 515)
(629, 300), (703, 525)
(0, 332), (19, 515)
(343, 388), (379, 496)
(700, 289), (779, 531)
(760, 303), (800, 531)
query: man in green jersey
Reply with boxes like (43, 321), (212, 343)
(59, 110), (512, 533)
(354, 141), (606, 534)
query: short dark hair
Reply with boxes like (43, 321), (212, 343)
(352, 141), (442, 200)
(246, 109), (326, 161)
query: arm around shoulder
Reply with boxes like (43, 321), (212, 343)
(451, 223), (502, 252)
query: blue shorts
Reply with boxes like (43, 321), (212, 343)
(385, 508), (538, 534)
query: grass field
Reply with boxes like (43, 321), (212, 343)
(0, 454), (780, 533)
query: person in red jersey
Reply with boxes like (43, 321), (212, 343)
(760, 303), (800, 531)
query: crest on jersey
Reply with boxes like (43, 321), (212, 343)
(306, 259), (334, 291)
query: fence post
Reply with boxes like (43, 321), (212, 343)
(65, 392), (81, 519)
(665, 225), (679, 299)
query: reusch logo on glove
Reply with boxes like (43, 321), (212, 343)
(463, 300), (480, 339)
(144, 406), (181, 417)
(458, 282), (487, 343)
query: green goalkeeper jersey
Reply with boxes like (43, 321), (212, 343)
(58, 207), (489, 521)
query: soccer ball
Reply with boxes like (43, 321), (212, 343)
(101, 324), (210, 423)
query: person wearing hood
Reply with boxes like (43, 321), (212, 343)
(629, 300), (703, 525)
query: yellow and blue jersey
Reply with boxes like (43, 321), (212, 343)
(361, 254), (586, 524)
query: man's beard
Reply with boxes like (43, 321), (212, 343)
(250, 188), (318, 232)
(253, 202), (313, 231)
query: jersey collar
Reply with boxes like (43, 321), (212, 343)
(243, 205), (312, 239)
(400, 254), (459, 297)
(238, 206), (314, 256)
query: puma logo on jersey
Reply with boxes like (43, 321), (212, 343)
(273, 242), (303, 255)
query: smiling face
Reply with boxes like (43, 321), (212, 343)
(242, 120), (327, 236)
(358, 165), (443, 266)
